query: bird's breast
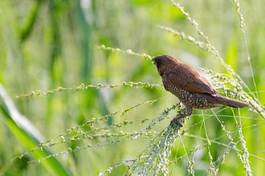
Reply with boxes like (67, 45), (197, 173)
(162, 79), (216, 109)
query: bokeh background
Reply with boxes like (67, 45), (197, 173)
(1, 0), (265, 175)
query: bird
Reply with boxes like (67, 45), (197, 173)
(153, 55), (247, 118)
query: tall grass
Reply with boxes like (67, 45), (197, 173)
(1, 0), (265, 176)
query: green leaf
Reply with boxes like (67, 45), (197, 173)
(0, 85), (72, 176)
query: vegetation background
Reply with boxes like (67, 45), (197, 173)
(0, 0), (265, 175)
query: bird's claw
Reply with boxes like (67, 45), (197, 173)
(170, 116), (185, 127)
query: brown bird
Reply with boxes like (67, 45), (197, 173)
(153, 55), (247, 117)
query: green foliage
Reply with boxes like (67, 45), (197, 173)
(1, 0), (265, 176)
(0, 86), (71, 176)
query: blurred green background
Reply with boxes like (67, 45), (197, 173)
(1, 0), (265, 175)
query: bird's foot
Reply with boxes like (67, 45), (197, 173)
(170, 107), (192, 127)
(170, 116), (185, 127)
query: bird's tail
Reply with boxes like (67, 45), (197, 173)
(215, 95), (248, 108)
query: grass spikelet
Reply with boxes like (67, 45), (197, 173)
(233, 110), (252, 176)
(13, 99), (157, 162)
(232, 0), (258, 98)
(29, 130), (159, 164)
(166, 0), (256, 99)
(159, 25), (209, 51)
(133, 103), (181, 139)
(203, 69), (265, 118)
(98, 159), (135, 176)
(98, 45), (153, 61)
(170, 0), (209, 43)
(16, 82), (161, 98)
(232, 0), (246, 31)
(128, 108), (190, 176)
(213, 142), (234, 174)
(128, 122), (183, 176)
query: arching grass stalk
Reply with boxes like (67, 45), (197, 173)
(128, 108), (190, 176)
(16, 82), (161, 99)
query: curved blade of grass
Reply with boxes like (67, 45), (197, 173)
(0, 85), (72, 176)
(20, 0), (43, 42)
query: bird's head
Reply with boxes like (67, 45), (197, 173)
(153, 55), (179, 76)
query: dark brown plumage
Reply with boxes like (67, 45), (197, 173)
(153, 55), (247, 113)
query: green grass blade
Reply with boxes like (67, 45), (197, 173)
(0, 85), (72, 176)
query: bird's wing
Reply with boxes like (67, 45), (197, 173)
(165, 63), (216, 95)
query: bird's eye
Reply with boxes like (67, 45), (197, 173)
(155, 59), (161, 67)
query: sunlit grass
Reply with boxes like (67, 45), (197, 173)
(1, 0), (265, 176)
